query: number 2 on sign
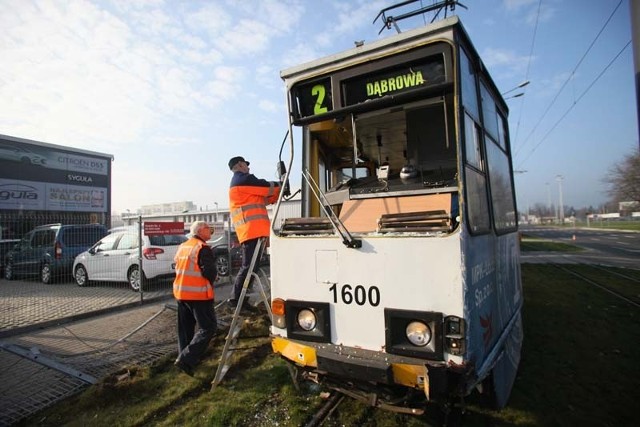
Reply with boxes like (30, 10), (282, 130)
(312, 84), (328, 115)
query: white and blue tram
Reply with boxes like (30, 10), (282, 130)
(269, 14), (523, 413)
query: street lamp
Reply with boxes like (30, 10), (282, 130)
(214, 202), (219, 222)
(501, 80), (530, 96)
(556, 175), (564, 225)
(504, 92), (525, 100)
(546, 182), (551, 220)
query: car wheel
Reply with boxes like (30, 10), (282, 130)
(41, 264), (53, 284)
(215, 254), (229, 277)
(74, 265), (90, 287)
(128, 265), (146, 292)
(4, 261), (15, 280)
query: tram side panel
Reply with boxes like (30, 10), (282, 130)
(461, 229), (523, 407)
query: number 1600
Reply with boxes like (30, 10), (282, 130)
(329, 283), (380, 306)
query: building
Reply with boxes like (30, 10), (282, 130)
(139, 201), (196, 215)
(120, 199), (302, 232)
(0, 134), (113, 239)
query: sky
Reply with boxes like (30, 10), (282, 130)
(0, 0), (637, 215)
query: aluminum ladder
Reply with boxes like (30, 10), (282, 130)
(211, 237), (272, 389)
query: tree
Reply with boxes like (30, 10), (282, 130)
(604, 150), (640, 203)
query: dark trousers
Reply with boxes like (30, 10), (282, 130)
(232, 237), (263, 301)
(176, 299), (217, 368)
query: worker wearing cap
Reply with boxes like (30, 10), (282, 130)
(228, 156), (280, 312)
(173, 220), (217, 376)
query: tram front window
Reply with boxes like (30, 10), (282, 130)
(303, 98), (458, 233)
(320, 99), (456, 196)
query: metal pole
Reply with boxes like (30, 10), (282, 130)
(557, 175), (564, 225)
(630, 0), (640, 148)
(546, 182), (551, 221)
(138, 216), (144, 303)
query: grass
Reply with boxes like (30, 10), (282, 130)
(519, 234), (584, 253)
(580, 220), (640, 232)
(20, 264), (640, 426)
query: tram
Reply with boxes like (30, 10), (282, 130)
(269, 7), (523, 414)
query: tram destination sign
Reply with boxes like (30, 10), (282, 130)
(291, 77), (333, 120)
(342, 55), (446, 106)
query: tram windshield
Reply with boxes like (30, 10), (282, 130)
(311, 96), (456, 201)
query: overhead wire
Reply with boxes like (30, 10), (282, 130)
(512, 0), (542, 149)
(517, 39), (631, 166)
(514, 0), (625, 161)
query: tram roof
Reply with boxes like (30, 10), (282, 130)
(280, 16), (461, 82)
(280, 14), (508, 114)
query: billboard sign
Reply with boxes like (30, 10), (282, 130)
(0, 179), (107, 212)
(0, 135), (112, 214)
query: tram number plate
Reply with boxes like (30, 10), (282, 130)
(329, 284), (380, 307)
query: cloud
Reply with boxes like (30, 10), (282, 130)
(504, 0), (556, 25)
(481, 47), (532, 78)
(258, 99), (279, 113)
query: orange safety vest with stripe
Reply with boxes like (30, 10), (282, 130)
(229, 172), (280, 244)
(173, 238), (214, 301)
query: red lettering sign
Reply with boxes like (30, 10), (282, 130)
(143, 221), (185, 236)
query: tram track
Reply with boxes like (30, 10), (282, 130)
(303, 392), (346, 427)
(542, 258), (640, 309)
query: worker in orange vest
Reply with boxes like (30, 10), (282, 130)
(228, 156), (280, 312)
(173, 220), (217, 376)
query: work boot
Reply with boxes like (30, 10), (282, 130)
(174, 359), (194, 377)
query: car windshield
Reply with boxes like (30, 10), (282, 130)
(149, 234), (187, 246)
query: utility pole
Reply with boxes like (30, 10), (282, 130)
(631, 0), (640, 148)
(556, 175), (564, 225)
(546, 182), (551, 220)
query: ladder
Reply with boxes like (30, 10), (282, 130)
(211, 237), (271, 390)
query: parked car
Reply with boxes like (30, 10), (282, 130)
(207, 231), (241, 277)
(0, 239), (21, 276)
(4, 224), (108, 283)
(73, 229), (187, 291)
(207, 231), (269, 277)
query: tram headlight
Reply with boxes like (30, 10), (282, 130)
(297, 309), (317, 331)
(285, 300), (331, 343)
(406, 321), (432, 347)
(385, 309), (442, 359)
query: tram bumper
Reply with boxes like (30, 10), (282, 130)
(272, 336), (452, 401)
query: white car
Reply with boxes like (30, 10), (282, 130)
(73, 229), (187, 291)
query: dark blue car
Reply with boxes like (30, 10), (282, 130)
(4, 223), (108, 284)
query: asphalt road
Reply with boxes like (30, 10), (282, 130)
(520, 225), (640, 269)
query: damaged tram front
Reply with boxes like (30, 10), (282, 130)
(269, 15), (523, 414)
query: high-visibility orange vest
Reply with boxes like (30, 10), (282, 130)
(229, 173), (280, 243)
(173, 238), (214, 301)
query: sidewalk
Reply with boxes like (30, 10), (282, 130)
(0, 280), (235, 426)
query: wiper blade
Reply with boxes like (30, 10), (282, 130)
(302, 169), (362, 249)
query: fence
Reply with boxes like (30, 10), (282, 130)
(0, 216), (240, 337)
